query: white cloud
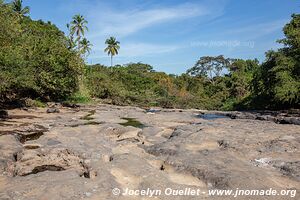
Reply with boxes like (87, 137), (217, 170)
(60, 0), (227, 60)
(87, 3), (211, 38)
(226, 19), (287, 39)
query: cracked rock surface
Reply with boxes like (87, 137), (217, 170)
(0, 104), (299, 200)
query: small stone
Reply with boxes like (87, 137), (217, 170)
(84, 159), (91, 164)
(85, 192), (92, 197)
(89, 170), (97, 179)
(46, 108), (60, 113)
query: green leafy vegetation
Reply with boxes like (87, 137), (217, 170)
(0, 0), (299, 110)
(0, 1), (84, 106)
(119, 118), (145, 128)
(104, 37), (120, 67)
(248, 14), (300, 109)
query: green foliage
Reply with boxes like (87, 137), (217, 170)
(1, 0), (299, 111)
(66, 91), (91, 104)
(104, 37), (120, 66)
(24, 98), (46, 107)
(85, 62), (230, 109)
(0, 3), (84, 105)
(250, 14), (300, 109)
(12, 0), (30, 16)
(187, 55), (231, 79)
(70, 14), (88, 46)
(68, 14), (91, 58)
(227, 59), (258, 99)
(80, 38), (92, 57)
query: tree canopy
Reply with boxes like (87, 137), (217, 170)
(0, 1), (84, 105)
(104, 37), (120, 67)
(0, 0), (299, 110)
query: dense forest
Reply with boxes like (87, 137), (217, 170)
(0, 0), (299, 110)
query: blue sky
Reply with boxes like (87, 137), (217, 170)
(24, 0), (299, 74)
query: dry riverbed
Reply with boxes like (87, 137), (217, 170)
(0, 104), (299, 200)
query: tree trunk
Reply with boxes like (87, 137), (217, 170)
(77, 36), (81, 53)
(111, 55), (113, 67)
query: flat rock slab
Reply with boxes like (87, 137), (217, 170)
(0, 105), (299, 200)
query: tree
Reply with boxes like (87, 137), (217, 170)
(251, 14), (300, 109)
(104, 36), (120, 67)
(227, 59), (258, 99)
(70, 14), (88, 51)
(187, 55), (231, 82)
(80, 38), (92, 58)
(11, 0), (30, 16)
(126, 62), (154, 73)
(278, 14), (300, 51)
(66, 23), (76, 50)
(0, 4), (84, 103)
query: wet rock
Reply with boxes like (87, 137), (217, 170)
(46, 108), (60, 113)
(145, 108), (161, 114)
(277, 117), (300, 125)
(61, 102), (80, 108)
(198, 114), (229, 120)
(223, 111), (300, 125)
(256, 115), (276, 122)
(228, 112), (257, 120)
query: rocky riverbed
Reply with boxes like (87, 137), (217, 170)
(0, 104), (299, 200)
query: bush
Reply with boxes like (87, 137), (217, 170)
(0, 4), (84, 105)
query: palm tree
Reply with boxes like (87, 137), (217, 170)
(12, 0), (30, 16)
(80, 38), (92, 58)
(104, 37), (120, 67)
(70, 14), (88, 50)
(66, 23), (76, 50)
